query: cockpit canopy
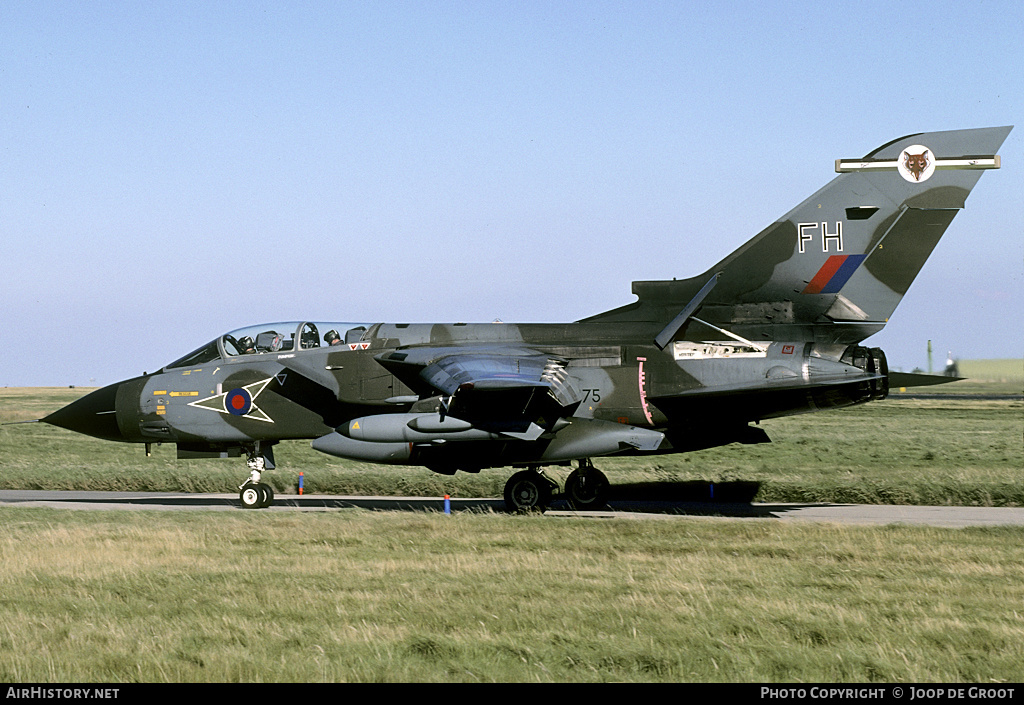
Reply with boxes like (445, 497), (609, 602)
(164, 322), (373, 370)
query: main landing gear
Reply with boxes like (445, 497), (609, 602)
(563, 459), (611, 511)
(239, 443), (276, 509)
(503, 468), (559, 513)
(503, 460), (611, 513)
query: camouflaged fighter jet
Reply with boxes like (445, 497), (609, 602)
(40, 126), (1010, 511)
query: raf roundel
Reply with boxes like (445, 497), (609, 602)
(225, 388), (253, 416)
(188, 377), (274, 423)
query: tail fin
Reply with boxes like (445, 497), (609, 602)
(587, 126), (1011, 345)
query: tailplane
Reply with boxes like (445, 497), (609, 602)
(587, 126), (1011, 346)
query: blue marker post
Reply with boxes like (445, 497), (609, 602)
(444, 494), (451, 515)
(298, 472), (304, 496)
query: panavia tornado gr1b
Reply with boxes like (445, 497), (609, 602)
(41, 126), (1010, 511)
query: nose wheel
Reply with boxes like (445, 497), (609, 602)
(240, 482), (274, 509)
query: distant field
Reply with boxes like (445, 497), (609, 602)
(1, 379), (1021, 507)
(957, 358), (1023, 381)
(887, 357), (1022, 384)
(887, 358), (1023, 395)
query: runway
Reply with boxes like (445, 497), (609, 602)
(2, 490), (1023, 528)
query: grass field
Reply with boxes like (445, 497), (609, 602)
(0, 507), (1021, 683)
(1, 379), (1022, 682)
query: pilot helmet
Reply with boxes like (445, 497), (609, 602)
(324, 329), (340, 344)
(238, 336), (255, 352)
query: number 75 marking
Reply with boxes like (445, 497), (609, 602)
(581, 388), (602, 403)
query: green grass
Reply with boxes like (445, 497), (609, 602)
(0, 507), (1021, 682)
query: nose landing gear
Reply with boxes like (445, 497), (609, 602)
(238, 442), (276, 509)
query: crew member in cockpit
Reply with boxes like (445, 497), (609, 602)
(324, 330), (343, 346)
(238, 336), (257, 354)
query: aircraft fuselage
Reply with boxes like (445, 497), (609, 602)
(47, 320), (884, 475)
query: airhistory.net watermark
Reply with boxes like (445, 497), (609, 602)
(6, 688), (119, 700)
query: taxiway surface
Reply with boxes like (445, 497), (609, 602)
(1, 490), (1022, 528)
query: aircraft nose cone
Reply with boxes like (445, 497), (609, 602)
(42, 382), (127, 442)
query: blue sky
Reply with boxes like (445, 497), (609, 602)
(2, 0), (1021, 386)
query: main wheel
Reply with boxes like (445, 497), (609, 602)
(504, 470), (553, 513)
(564, 467), (610, 510)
